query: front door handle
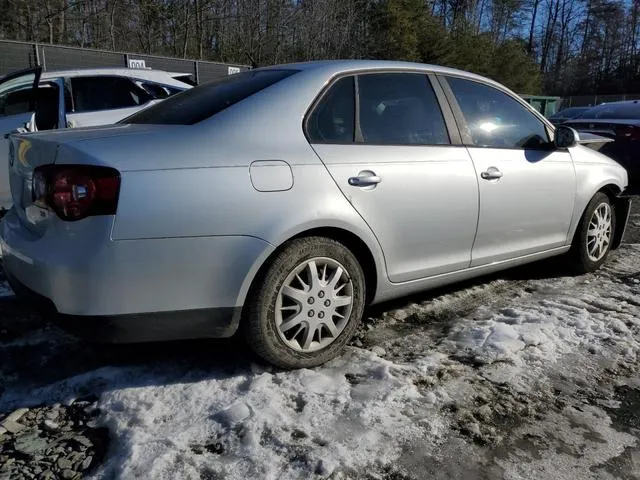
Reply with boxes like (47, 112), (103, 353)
(348, 173), (382, 187)
(480, 167), (503, 180)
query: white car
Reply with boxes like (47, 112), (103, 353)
(0, 66), (193, 210)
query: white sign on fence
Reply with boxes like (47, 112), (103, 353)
(228, 66), (241, 75)
(128, 59), (147, 69)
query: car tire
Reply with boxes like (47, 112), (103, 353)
(243, 236), (366, 369)
(568, 192), (616, 274)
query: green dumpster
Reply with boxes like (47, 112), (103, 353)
(520, 95), (561, 117)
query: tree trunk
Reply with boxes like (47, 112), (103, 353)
(109, 1), (117, 51)
(527, 0), (540, 54)
(182, 0), (190, 58)
(539, 0), (559, 72)
(58, 0), (65, 44)
(581, 0), (591, 55)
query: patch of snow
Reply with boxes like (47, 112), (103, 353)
(91, 349), (437, 480)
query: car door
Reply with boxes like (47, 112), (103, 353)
(307, 72), (479, 283)
(439, 75), (576, 267)
(66, 76), (156, 128)
(0, 67), (42, 209)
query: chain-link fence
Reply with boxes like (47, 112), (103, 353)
(560, 94), (640, 108)
(0, 39), (249, 84)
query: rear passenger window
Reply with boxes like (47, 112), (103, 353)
(306, 76), (355, 144)
(358, 73), (450, 145)
(71, 76), (151, 112)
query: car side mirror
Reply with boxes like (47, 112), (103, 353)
(554, 125), (579, 149)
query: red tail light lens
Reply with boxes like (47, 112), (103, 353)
(615, 125), (640, 141)
(32, 165), (121, 221)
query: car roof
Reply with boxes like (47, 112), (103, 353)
(257, 59), (505, 89)
(551, 106), (589, 114)
(598, 99), (640, 106)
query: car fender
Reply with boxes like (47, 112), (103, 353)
(233, 211), (388, 310)
(567, 145), (629, 245)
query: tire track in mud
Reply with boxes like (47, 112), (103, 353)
(351, 245), (640, 479)
(352, 277), (534, 357)
(358, 243), (640, 356)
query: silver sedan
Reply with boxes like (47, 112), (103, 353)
(0, 60), (630, 368)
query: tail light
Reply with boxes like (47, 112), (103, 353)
(615, 125), (640, 141)
(32, 165), (121, 221)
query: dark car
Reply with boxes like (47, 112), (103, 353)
(547, 106), (591, 125)
(564, 101), (640, 193)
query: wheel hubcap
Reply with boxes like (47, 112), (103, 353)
(586, 202), (612, 262)
(275, 257), (354, 353)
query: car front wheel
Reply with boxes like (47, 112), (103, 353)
(569, 192), (616, 273)
(243, 237), (366, 369)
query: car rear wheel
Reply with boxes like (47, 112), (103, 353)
(568, 192), (616, 273)
(243, 237), (366, 369)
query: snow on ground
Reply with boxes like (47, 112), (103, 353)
(94, 243), (640, 479)
(1, 206), (640, 479)
(92, 351), (432, 480)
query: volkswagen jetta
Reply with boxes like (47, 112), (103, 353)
(0, 60), (631, 368)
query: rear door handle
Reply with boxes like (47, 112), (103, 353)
(480, 167), (503, 180)
(348, 173), (382, 187)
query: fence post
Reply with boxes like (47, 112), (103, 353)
(123, 53), (129, 68)
(34, 42), (40, 67)
(194, 60), (199, 85)
(40, 46), (47, 71)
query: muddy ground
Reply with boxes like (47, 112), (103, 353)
(0, 198), (639, 479)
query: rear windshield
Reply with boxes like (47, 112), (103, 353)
(121, 69), (298, 125)
(575, 103), (640, 120)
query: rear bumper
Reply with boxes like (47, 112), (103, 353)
(3, 263), (56, 311)
(0, 209), (273, 339)
(55, 307), (242, 343)
(5, 266), (241, 342)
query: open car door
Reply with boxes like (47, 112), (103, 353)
(0, 66), (42, 212)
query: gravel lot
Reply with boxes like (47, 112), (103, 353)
(0, 197), (639, 479)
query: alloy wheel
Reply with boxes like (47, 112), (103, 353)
(275, 257), (354, 353)
(586, 202), (612, 262)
